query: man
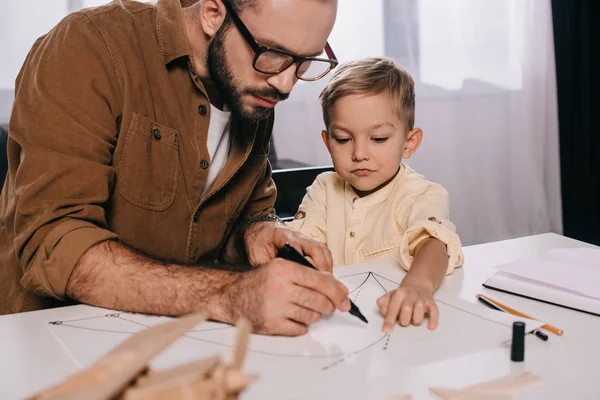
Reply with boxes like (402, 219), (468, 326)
(0, 0), (350, 336)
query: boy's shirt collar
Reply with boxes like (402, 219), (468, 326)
(345, 163), (407, 207)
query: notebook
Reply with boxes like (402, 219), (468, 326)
(483, 248), (600, 317)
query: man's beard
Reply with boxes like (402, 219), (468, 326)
(207, 26), (288, 122)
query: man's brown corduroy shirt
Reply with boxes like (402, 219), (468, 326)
(0, 0), (276, 314)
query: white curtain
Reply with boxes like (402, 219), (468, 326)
(272, 0), (562, 246)
(0, 0), (562, 246)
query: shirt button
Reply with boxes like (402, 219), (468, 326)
(152, 128), (161, 139)
(200, 159), (209, 169)
(198, 104), (207, 115)
(349, 231), (355, 237)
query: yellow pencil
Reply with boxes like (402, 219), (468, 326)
(477, 294), (564, 336)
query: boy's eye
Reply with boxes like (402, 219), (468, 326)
(373, 137), (389, 143)
(334, 138), (351, 144)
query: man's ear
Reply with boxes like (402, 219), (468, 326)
(321, 130), (331, 153)
(199, 0), (227, 38)
(403, 127), (423, 159)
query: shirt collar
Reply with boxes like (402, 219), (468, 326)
(156, 0), (192, 65)
(345, 164), (407, 207)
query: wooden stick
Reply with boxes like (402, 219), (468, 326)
(124, 376), (217, 400)
(465, 371), (543, 394)
(31, 313), (206, 400)
(478, 295), (563, 336)
(134, 356), (220, 389)
(429, 387), (509, 400)
(229, 318), (252, 370)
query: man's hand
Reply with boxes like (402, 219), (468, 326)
(244, 220), (333, 272)
(231, 257), (350, 336)
(376, 284), (439, 333)
(67, 240), (347, 337)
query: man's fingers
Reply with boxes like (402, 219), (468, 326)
(291, 285), (335, 316)
(287, 304), (322, 326)
(427, 300), (439, 330)
(258, 319), (308, 337)
(296, 238), (333, 273)
(272, 228), (332, 273)
(290, 264), (349, 312)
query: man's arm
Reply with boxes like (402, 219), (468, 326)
(12, 15), (124, 299)
(67, 239), (350, 336)
(66, 240), (240, 321)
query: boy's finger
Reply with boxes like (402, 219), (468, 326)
(427, 301), (439, 330)
(399, 294), (417, 327)
(382, 292), (405, 333)
(376, 293), (391, 314)
(411, 299), (426, 325)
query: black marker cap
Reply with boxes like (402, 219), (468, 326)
(511, 321), (525, 362)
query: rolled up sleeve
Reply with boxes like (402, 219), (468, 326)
(10, 14), (122, 299)
(397, 184), (464, 274)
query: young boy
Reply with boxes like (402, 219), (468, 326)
(286, 57), (464, 333)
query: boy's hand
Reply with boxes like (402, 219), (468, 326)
(376, 284), (439, 333)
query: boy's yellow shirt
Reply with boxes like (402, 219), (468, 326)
(286, 164), (464, 273)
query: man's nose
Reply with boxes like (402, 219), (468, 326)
(352, 141), (369, 161)
(266, 64), (298, 95)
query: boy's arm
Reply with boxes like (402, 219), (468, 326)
(397, 184), (464, 276)
(401, 237), (448, 293)
(377, 183), (463, 332)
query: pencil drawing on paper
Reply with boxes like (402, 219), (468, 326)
(47, 271), (400, 370)
(46, 265), (522, 393)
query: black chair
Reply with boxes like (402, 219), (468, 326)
(272, 165), (334, 222)
(0, 124), (8, 189)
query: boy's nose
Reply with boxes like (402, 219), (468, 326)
(352, 143), (369, 161)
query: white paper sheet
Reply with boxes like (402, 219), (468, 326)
(495, 247), (600, 300)
(45, 262), (542, 400)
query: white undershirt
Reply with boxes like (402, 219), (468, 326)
(201, 105), (232, 198)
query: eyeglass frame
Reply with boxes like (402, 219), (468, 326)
(220, 0), (339, 81)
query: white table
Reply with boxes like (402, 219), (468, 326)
(1, 233), (599, 399)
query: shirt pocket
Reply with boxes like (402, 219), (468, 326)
(117, 113), (179, 211)
(360, 241), (400, 261)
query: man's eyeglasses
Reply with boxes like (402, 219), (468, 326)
(221, 0), (338, 81)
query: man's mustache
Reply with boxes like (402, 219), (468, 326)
(245, 87), (289, 102)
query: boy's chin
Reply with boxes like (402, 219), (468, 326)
(348, 180), (380, 194)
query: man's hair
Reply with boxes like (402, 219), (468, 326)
(319, 57), (415, 131)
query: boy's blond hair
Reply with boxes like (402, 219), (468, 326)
(319, 57), (415, 131)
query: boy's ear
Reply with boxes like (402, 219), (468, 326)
(321, 130), (331, 153)
(403, 128), (423, 159)
(199, 0), (227, 38)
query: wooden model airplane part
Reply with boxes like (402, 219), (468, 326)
(429, 371), (543, 400)
(464, 371), (543, 394)
(30, 314), (255, 400)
